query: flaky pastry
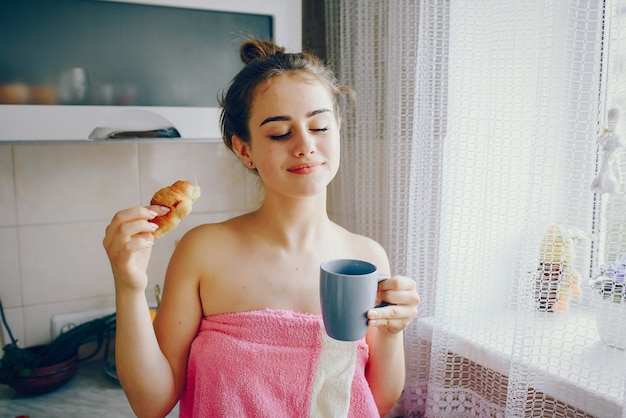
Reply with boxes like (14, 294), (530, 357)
(150, 180), (201, 238)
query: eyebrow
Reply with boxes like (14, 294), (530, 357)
(259, 108), (332, 127)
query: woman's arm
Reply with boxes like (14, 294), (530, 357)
(103, 206), (202, 418)
(362, 244), (420, 416)
(365, 274), (419, 415)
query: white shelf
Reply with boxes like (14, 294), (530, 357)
(0, 105), (222, 142)
(1, 137), (222, 145)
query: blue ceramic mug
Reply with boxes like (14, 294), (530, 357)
(319, 259), (389, 341)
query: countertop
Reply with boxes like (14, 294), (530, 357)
(0, 360), (179, 417)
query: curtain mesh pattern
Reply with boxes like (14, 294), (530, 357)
(326, 0), (626, 417)
(326, 0), (446, 410)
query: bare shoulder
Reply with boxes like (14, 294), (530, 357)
(174, 219), (236, 258)
(332, 222), (390, 272)
(178, 218), (237, 244)
(169, 214), (251, 267)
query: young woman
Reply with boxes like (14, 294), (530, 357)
(103, 39), (420, 418)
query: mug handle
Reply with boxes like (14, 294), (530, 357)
(376, 273), (391, 308)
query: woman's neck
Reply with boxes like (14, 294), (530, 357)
(252, 191), (332, 251)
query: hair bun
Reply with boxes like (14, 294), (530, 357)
(240, 39), (286, 65)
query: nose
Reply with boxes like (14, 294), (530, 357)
(293, 128), (316, 157)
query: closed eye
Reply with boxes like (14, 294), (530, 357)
(269, 127), (329, 140)
(270, 132), (291, 140)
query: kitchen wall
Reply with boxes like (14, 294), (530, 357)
(0, 141), (261, 348)
(0, 0), (319, 354)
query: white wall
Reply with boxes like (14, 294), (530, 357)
(0, 141), (260, 348)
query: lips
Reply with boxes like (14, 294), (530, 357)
(287, 161), (324, 174)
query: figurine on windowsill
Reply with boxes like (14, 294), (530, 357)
(534, 225), (583, 312)
(589, 254), (626, 304)
(591, 107), (623, 195)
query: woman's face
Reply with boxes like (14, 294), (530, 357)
(242, 75), (341, 199)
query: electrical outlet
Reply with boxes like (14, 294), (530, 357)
(50, 307), (115, 339)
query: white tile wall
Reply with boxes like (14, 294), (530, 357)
(0, 141), (261, 348)
(0, 147), (16, 226)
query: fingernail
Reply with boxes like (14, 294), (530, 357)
(149, 222), (159, 230)
(368, 309), (378, 318)
(160, 206), (170, 212)
(148, 210), (158, 217)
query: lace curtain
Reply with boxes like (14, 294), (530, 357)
(325, 0), (626, 417)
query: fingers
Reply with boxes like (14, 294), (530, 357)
(376, 275), (420, 306)
(103, 206), (171, 291)
(368, 275), (420, 333)
(103, 206), (170, 274)
(367, 306), (416, 333)
(103, 206), (169, 250)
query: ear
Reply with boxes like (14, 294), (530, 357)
(231, 135), (253, 166)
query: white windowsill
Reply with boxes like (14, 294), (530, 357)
(416, 309), (626, 417)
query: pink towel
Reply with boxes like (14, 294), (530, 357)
(179, 309), (379, 417)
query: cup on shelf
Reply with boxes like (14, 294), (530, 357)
(58, 67), (88, 105)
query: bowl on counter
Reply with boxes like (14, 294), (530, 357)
(8, 345), (79, 396)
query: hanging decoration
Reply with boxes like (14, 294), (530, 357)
(591, 107), (623, 195)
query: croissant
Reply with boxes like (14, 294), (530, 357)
(150, 180), (201, 238)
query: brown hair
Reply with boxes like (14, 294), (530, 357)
(219, 39), (353, 154)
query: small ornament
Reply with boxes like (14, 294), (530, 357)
(534, 225), (583, 312)
(591, 107), (623, 195)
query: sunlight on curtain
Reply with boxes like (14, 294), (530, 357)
(326, 2), (447, 412)
(325, 0), (626, 417)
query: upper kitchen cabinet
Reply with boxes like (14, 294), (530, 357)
(0, 0), (301, 142)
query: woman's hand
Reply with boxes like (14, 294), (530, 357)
(367, 275), (420, 334)
(102, 205), (170, 291)
(365, 274), (419, 414)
